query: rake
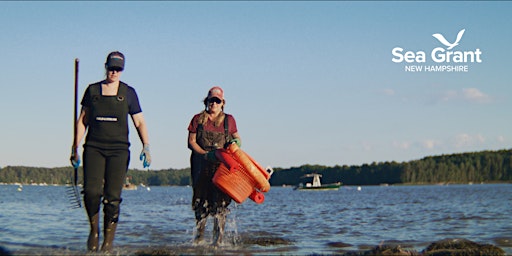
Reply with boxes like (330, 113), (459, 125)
(67, 58), (83, 208)
(66, 167), (82, 208)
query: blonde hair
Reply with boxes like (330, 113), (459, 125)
(200, 97), (226, 127)
(198, 110), (225, 127)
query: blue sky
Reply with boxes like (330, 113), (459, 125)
(0, 1), (511, 170)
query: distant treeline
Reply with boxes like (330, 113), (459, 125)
(271, 148), (512, 186)
(0, 166), (191, 186)
(1, 149), (511, 186)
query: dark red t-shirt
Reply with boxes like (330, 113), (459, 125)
(188, 113), (238, 134)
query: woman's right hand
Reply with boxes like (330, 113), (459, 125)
(205, 150), (218, 161)
(70, 147), (80, 168)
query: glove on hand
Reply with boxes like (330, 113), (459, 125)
(70, 147), (80, 168)
(140, 144), (151, 168)
(229, 138), (241, 147)
(205, 150), (217, 161)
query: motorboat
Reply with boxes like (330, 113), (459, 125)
(295, 173), (341, 191)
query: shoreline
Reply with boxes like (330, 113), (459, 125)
(2, 238), (508, 256)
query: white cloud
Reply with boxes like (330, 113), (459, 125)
(361, 141), (373, 151)
(393, 139), (440, 150)
(454, 133), (486, 148)
(392, 141), (410, 149)
(462, 88), (491, 103)
(420, 139), (440, 150)
(381, 88), (395, 96)
(437, 88), (492, 104)
(440, 90), (458, 102)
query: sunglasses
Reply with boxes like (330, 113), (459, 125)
(208, 97), (222, 104)
(107, 67), (123, 72)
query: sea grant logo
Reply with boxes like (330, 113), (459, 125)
(392, 29), (483, 72)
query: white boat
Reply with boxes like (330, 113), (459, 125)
(295, 173), (342, 191)
(123, 176), (137, 190)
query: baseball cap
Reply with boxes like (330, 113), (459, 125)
(105, 51), (125, 70)
(207, 86), (224, 100)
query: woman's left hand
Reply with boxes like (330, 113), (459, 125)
(140, 144), (151, 168)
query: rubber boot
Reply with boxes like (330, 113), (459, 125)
(194, 218), (206, 243)
(212, 214), (226, 246)
(87, 213), (100, 252)
(100, 220), (117, 253)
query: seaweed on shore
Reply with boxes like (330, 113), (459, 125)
(422, 238), (505, 256)
(336, 238), (505, 256)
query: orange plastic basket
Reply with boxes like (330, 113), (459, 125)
(213, 163), (257, 203)
(212, 144), (272, 204)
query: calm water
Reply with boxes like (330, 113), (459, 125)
(0, 184), (511, 255)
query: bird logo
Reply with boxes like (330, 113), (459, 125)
(432, 29), (465, 50)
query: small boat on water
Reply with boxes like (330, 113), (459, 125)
(295, 173), (342, 191)
(140, 183), (151, 191)
(123, 176), (137, 190)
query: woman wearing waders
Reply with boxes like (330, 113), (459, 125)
(187, 86), (241, 245)
(70, 51), (151, 253)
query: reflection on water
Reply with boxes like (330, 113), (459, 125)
(0, 184), (510, 255)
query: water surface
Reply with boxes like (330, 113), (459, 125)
(0, 184), (510, 255)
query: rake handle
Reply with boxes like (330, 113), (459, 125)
(73, 58), (79, 187)
(73, 59), (79, 148)
(70, 58), (82, 208)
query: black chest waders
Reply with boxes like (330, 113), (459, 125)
(83, 82), (130, 252)
(190, 114), (234, 244)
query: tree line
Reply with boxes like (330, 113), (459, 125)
(0, 166), (191, 186)
(1, 149), (511, 186)
(271, 149), (512, 186)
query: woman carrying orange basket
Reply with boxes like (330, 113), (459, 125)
(187, 86), (241, 245)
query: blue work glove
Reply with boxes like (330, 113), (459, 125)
(205, 150), (217, 161)
(140, 144), (151, 168)
(229, 138), (241, 147)
(70, 147), (80, 168)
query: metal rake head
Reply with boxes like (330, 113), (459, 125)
(66, 167), (82, 208)
(66, 185), (82, 208)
